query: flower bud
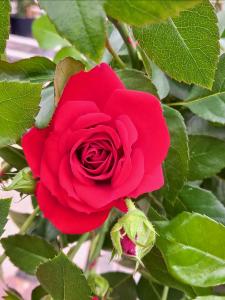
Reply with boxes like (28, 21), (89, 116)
(4, 167), (36, 194)
(111, 199), (156, 265)
(88, 273), (109, 298)
(92, 297), (99, 300)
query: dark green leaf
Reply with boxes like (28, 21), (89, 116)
(134, 1), (219, 89)
(104, 0), (201, 26)
(35, 85), (55, 129)
(176, 184), (225, 224)
(0, 146), (27, 170)
(188, 135), (225, 181)
(0, 198), (11, 237)
(31, 285), (48, 300)
(116, 69), (158, 96)
(161, 106), (189, 203)
(184, 54), (225, 124)
(32, 15), (70, 50)
(0, 57), (55, 83)
(1, 234), (58, 274)
(156, 212), (225, 287)
(103, 272), (137, 300)
(0, 0), (10, 54)
(143, 247), (195, 297)
(0, 81), (42, 148)
(39, 0), (106, 62)
(137, 276), (162, 300)
(36, 253), (91, 300)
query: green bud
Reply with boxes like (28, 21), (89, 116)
(4, 167), (36, 194)
(111, 199), (156, 266)
(88, 273), (109, 298)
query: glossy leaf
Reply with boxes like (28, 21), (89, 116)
(32, 15), (70, 50)
(184, 54), (225, 124)
(156, 212), (225, 287)
(0, 57), (55, 83)
(116, 69), (158, 96)
(161, 106), (189, 203)
(39, 0), (106, 62)
(0, 198), (11, 237)
(143, 247), (195, 297)
(1, 234), (58, 274)
(0, 0), (10, 54)
(104, 0), (201, 26)
(36, 253), (91, 300)
(188, 135), (225, 181)
(0, 82), (42, 148)
(176, 184), (225, 224)
(134, 1), (219, 89)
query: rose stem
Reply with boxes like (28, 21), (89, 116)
(105, 37), (126, 69)
(108, 17), (140, 69)
(67, 232), (90, 261)
(0, 206), (40, 265)
(161, 286), (169, 300)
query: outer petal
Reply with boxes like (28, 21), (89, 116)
(104, 90), (170, 174)
(129, 165), (164, 197)
(59, 63), (125, 110)
(36, 183), (110, 234)
(22, 127), (49, 177)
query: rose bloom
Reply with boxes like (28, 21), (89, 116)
(22, 64), (170, 234)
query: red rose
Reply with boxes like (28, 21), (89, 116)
(22, 64), (170, 234)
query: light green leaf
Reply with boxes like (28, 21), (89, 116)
(1, 234), (58, 275)
(184, 54), (225, 124)
(104, 0), (201, 26)
(116, 69), (158, 96)
(32, 15), (70, 50)
(151, 62), (170, 100)
(0, 0), (10, 54)
(176, 184), (225, 224)
(35, 85), (55, 129)
(133, 1), (219, 89)
(0, 198), (11, 237)
(54, 46), (87, 64)
(36, 253), (91, 300)
(188, 135), (225, 181)
(9, 211), (30, 229)
(156, 212), (225, 287)
(195, 297), (225, 300)
(161, 106), (189, 203)
(39, 0), (106, 62)
(0, 81), (42, 148)
(3, 288), (23, 300)
(0, 57), (55, 83)
(143, 247), (195, 297)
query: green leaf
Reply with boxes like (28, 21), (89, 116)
(143, 247), (195, 297)
(151, 62), (170, 100)
(0, 198), (11, 237)
(0, 81), (42, 148)
(9, 211), (30, 229)
(103, 272), (137, 300)
(54, 47), (87, 65)
(104, 0), (201, 26)
(0, 0), (10, 54)
(116, 69), (158, 96)
(31, 285), (48, 300)
(183, 54), (225, 124)
(0, 146), (27, 170)
(188, 135), (225, 181)
(137, 277), (162, 300)
(35, 85), (55, 129)
(39, 0), (106, 62)
(0, 57), (55, 83)
(36, 253), (91, 300)
(176, 184), (225, 224)
(32, 15), (70, 50)
(156, 212), (225, 287)
(3, 288), (23, 300)
(161, 106), (189, 203)
(54, 57), (85, 104)
(1, 234), (58, 275)
(195, 297), (225, 300)
(133, 1), (219, 89)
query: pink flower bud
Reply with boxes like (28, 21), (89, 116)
(120, 229), (136, 256)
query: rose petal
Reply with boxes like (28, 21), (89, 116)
(36, 183), (110, 234)
(73, 112), (111, 130)
(104, 90), (170, 174)
(22, 127), (49, 178)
